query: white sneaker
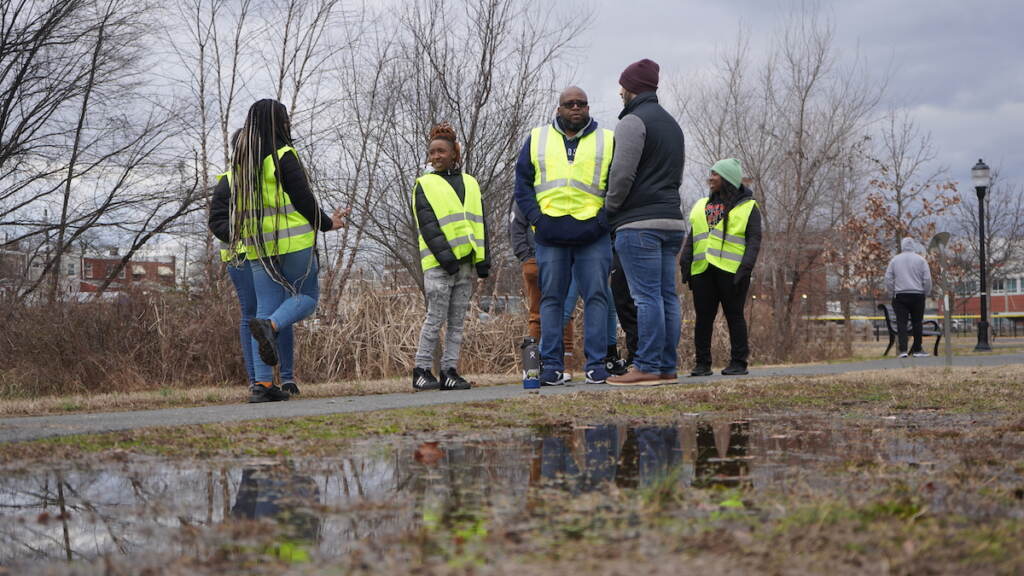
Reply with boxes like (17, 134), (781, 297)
(898, 352), (908, 358)
(560, 371), (573, 384)
(911, 351), (930, 358)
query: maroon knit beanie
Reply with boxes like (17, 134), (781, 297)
(619, 59), (660, 94)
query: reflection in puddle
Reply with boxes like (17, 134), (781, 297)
(0, 417), (936, 568)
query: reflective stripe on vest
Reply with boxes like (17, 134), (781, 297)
(688, 197), (757, 275)
(529, 125), (613, 220)
(215, 171), (247, 262)
(415, 173), (486, 272)
(238, 145), (317, 259)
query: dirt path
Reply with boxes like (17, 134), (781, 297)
(1, 352), (1021, 443)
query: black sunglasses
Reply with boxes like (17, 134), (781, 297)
(560, 100), (588, 109)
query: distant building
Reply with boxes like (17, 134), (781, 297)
(79, 249), (176, 293)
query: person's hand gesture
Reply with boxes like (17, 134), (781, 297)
(330, 207), (351, 230)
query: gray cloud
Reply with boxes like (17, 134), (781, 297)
(573, 0), (1023, 187)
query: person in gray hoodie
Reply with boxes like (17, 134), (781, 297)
(884, 238), (933, 357)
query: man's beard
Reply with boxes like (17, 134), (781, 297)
(563, 116), (589, 132)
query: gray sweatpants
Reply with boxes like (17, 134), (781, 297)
(415, 262), (475, 371)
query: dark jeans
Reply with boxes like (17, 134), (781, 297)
(690, 266), (750, 366)
(609, 249), (637, 362)
(893, 292), (926, 353)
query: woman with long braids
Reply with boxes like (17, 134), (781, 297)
(411, 122), (489, 391)
(230, 99), (347, 403)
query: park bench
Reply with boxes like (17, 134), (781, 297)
(877, 303), (943, 356)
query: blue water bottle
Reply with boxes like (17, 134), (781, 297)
(520, 337), (540, 390)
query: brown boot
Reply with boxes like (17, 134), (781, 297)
(607, 366), (673, 386)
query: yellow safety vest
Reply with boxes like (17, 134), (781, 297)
(415, 173), (486, 272)
(215, 171), (247, 263)
(529, 125), (613, 220)
(689, 197), (757, 275)
(238, 146), (317, 259)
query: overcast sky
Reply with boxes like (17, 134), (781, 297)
(567, 0), (1022, 191)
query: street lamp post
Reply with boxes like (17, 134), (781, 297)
(972, 159), (991, 351)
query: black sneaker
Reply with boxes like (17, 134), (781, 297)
(721, 361), (748, 376)
(689, 364), (713, 377)
(281, 381), (300, 395)
(249, 383), (290, 403)
(605, 355), (629, 376)
(440, 367), (471, 390)
(249, 318), (279, 366)
(413, 367), (440, 391)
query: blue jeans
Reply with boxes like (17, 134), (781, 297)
(535, 235), (611, 372)
(232, 261), (295, 384)
(226, 261), (257, 385)
(615, 229), (684, 374)
(564, 276), (618, 349)
(250, 248), (317, 383)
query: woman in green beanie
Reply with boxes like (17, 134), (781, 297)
(679, 158), (762, 376)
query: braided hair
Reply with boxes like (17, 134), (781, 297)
(229, 99), (318, 290)
(427, 122), (461, 168)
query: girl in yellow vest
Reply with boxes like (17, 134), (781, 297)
(680, 159), (762, 376)
(209, 129), (261, 391)
(230, 99), (347, 403)
(411, 123), (489, 391)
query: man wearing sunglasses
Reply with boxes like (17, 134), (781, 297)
(514, 86), (615, 386)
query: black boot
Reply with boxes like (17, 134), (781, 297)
(249, 318), (279, 366)
(689, 363), (713, 377)
(249, 383), (290, 403)
(281, 381), (300, 395)
(721, 360), (748, 376)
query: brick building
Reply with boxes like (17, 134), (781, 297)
(79, 252), (176, 293)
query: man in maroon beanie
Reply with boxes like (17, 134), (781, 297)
(605, 58), (686, 387)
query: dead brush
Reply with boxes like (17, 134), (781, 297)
(2, 279), (857, 399)
(298, 281), (523, 380)
(0, 282), (244, 397)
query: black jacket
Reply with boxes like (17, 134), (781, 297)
(679, 184), (762, 283)
(413, 168), (490, 277)
(507, 195), (535, 262)
(606, 92), (685, 229)
(208, 150), (332, 245)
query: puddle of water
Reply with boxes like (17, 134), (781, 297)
(0, 416), (993, 570)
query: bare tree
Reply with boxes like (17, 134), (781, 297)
(0, 0), (184, 303)
(952, 169), (1024, 307)
(353, 0), (582, 296)
(867, 107), (957, 252)
(677, 8), (884, 357)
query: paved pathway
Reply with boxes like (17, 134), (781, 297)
(1, 352), (1021, 443)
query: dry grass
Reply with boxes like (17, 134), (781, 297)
(0, 373), (514, 418)
(1, 278), (875, 400)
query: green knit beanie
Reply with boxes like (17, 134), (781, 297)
(711, 158), (743, 189)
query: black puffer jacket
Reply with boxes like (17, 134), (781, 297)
(679, 183), (762, 283)
(413, 168), (490, 278)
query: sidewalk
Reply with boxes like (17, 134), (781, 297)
(1, 353), (1021, 444)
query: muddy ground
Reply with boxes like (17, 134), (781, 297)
(0, 365), (1022, 575)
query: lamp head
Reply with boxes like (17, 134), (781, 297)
(971, 158), (991, 190)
